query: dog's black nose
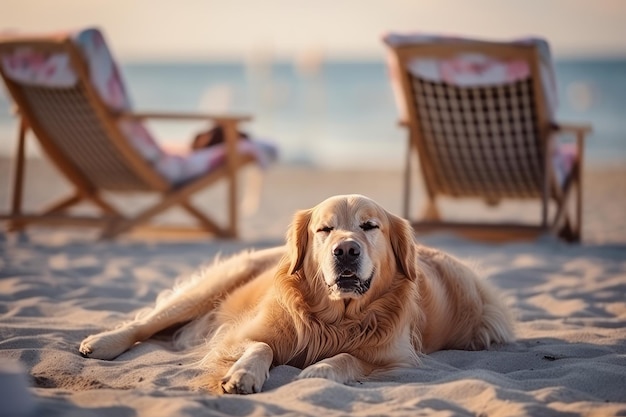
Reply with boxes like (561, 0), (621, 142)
(333, 240), (361, 262)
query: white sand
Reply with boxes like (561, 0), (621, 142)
(1, 160), (626, 416)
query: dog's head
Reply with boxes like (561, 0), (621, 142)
(286, 194), (418, 300)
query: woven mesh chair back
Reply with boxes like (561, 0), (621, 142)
(410, 75), (544, 199)
(17, 81), (156, 191)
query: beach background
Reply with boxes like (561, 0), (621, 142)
(1, 55), (626, 169)
(1, 1), (626, 416)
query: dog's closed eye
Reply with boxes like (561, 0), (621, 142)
(360, 221), (379, 231)
(317, 226), (334, 234)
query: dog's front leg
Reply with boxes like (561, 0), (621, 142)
(297, 353), (374, 384)
(217, 341), (273, 394)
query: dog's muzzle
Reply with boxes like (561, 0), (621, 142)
(331, 240), (371, 294)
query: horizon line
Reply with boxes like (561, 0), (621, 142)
(118, 52), (626, 65)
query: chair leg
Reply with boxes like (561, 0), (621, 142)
(99, 160), (247, 239)
(403, 134), (412, 220)
(557, 130), (586, 243)
(557, 218), (576, 242)
(100, 204), (167, 239)
(223, 121), (240, 238)
(551, 163), (581, 243)
(85, 193), (123, 216)
(181, 201), (229, 237)
(41, 192), (83, 214)
(422, 198), (441, 221)
(553, 190), (571, 229)
(99, 170), (228, 239)
(575, 130), (586, 242)
(404, 132), (441, 222)
(567, 165), (582, 243)
(7, 118), (28, 232)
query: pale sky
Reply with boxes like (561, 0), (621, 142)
(2, 0), (626, 61)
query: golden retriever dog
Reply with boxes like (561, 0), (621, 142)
(79, 194), (513, 394)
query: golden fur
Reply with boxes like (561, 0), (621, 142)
(80, 194), (513, 394)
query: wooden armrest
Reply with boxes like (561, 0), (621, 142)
(118, 111), (252, 124)
(397, 119), (410, 128)
(551, 122), (592, 136)
(550, 122), (592, 151)
(549, 122), (592, 158)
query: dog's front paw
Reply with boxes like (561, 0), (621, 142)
(79, 329), (135, 360)
(221, 369), (263, 395)
(297, 362), (343, 383)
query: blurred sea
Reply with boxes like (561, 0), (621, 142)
(1, 58), (624, 169)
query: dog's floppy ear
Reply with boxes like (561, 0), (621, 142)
(286, 208), (312, 275)
(388, 213), (419, 281)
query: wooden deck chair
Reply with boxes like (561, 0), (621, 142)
(383, 34), (591, 242)
(0, 28), (277, 239)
